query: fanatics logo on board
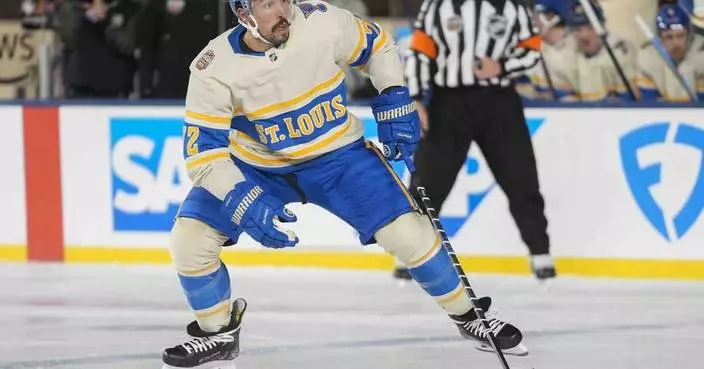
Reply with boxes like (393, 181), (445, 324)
(196, 50), (215, 71)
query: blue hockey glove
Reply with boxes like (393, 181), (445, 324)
(222, 182), (299, 249)
(371, 86), (421, 162)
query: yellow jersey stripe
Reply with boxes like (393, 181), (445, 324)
(178, 260), (221, 277)
(347, 18), (366, 65)
(372, 30), (389, 55)
(185, 110), (232, 126)
(230, 143), (289, 167)
(636, 77), (656, 88)
(365, 141), (416, 208)
(406, 236), (442, 268)
(230, 118), (353, 166)
(184, 119), (232, 131)
(662, 94), (692, 102)
(194, 300), (230, 318)
(578, 89), (609, 101)
(245, 72), (345, 119)
(436, 283), (465, 303)
(237, 132), (257, 143)
(186, 150), (231, 170)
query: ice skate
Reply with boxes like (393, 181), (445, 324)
(392, 266), (413, 281)
(531, 254), (557, 281)
(450, 296), (528, 356)
(162, 298), (247, 369)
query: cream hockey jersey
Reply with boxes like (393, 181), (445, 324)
(182, 0), (403, 199)
(636, 35), (704, 102)
(523, 34), (578, 100)
(566, 36), (638, 101)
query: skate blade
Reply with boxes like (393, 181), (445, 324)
(537, 278), (553, 291)
(162, 360), (236, 369)
(475, 342), (529, 356)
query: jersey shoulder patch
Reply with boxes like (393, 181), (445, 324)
(195, 49), (216, 71)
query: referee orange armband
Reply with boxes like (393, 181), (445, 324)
(410, 30), (438, 60)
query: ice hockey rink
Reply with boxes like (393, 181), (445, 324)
(1, 264), (703, 369)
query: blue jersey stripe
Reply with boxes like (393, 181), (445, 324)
(183, 123), (232, 159)
(232, 82), (349, 151)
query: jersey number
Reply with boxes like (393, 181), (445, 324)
(186, 126), (200, 156)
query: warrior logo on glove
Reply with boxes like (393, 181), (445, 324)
(371, 86), (422, 162)
(230, 185), (264, 225)
(375, 102), (417, 122)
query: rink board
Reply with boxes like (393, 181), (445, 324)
(0, 106), (26, 261)
(1, 104), (703, 279)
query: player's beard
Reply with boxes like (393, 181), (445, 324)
(265, 17), (291, 48)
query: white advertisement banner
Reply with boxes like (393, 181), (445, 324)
(0, 106), (27, 247)
(59, 106), (704, 260)
(59, 106), (367, 249)
(447, 109), (704, 259)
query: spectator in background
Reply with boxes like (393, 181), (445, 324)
(137, 0), (228, 99)
(520, 0), (576, 101)
(562, 0), (638, 101)
(638, 5), (704, 102)
(55, 0), (141, 98)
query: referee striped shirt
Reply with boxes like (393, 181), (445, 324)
(405, 0), (542, 100)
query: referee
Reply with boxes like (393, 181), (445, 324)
(395, 0), (556, 280)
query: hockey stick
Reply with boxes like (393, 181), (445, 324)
(398, 146), (513, 369)
(577, 0), (638, 100)
(634, 13), (698, 101)
(539, 58), (558, 100)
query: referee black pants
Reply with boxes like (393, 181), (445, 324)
(410, 86), (550, 255)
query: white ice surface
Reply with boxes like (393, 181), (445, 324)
(0, 264), (703, 369)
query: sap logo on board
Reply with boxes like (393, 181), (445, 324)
(620, 122), (704, 241)
(110, 118), (189, 232)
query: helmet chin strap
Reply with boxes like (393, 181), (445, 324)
(239, 17), (273, 45)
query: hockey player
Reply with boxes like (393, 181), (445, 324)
(161, 1), (527, 368)
(565, 0), (638, 101)
(521, 0), (578, 101)
(637, 4), (704, 101)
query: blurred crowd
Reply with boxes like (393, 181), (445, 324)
(0, 0), (702, 102)
(518, 0), (704, 102)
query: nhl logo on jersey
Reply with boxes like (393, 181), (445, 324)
(267, 50), (278, 62)
(196, 50), (215, 71)
(487, 15), (508, 39)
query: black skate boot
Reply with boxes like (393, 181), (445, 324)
(450, 296), (528, 356)
(392, 266), (413, 280)
(162, 298), (247, 369)
(531, 254), (557, 280)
